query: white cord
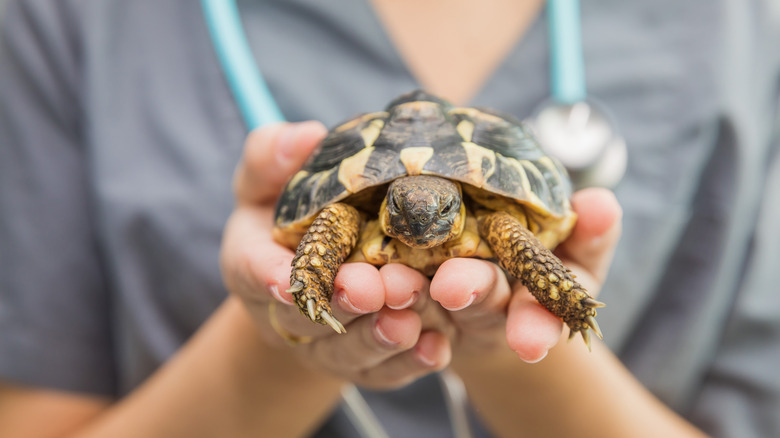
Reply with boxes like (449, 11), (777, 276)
(341, 384), (391, 438)
(340, 371), (474, 438)
(438, 370), (475, 438)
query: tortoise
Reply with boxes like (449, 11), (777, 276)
(272, 91), (604, 348)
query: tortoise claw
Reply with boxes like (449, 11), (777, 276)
(306, 299), (317, 322)
(304, 298), (346, 334)
(567, 329), (577, 343)
(583, 298), (606, 309)
(321, 311), (346, 334)
(286, 281), (304, 294)
(581, 329), (592, 352)
(586, 316), (603, 340)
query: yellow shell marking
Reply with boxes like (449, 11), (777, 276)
(461, 141), (497, 187)
(399, 147), (434, 175)
(360, 119), (385, 148)
(456, 120), (475, 142)
(449, 107), (504, 124)
(337, 147), (374, 193)
(286, 170), (310, 190)
(335, 116), (385, 193)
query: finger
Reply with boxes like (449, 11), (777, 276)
(379, 264), (429, 310)
(505, 283), (564, 363)
(430, 259), (511, 318)
(301, 307), (422, 374)
(381, 263), (454, 338)
(220, 208), (295, 306)
(233, 121), (327, 205)
(332, 263), (386, 315)
(555, 187), (622, 283)
(353, 331), (452, 390)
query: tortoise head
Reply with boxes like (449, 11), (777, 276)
(380, 175), (466, 249)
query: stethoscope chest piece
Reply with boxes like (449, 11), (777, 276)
(529, 98), (627, 190)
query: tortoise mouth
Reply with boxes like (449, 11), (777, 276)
(394, 226), (455, 249)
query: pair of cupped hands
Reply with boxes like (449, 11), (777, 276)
(221, 121), (622, 389)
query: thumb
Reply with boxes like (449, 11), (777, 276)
(555, 187), (622, 284)
(233, 121), (327, 205)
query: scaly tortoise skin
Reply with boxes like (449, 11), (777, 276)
(272, 91), (604, 348)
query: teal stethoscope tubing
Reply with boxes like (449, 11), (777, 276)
(201, 0), (285, 129)
(200, 0), (587, 130)
(547, 0), (586, 104)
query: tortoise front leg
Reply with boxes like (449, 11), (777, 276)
(478, 211), (605, 349)
(287, 203), (362, 334)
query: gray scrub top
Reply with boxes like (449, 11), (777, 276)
(1, 0), (779, 437)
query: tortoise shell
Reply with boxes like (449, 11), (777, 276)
(274, 91), (576, 249)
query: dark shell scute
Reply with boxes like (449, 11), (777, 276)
(359, 147), (408, 184)
(465, 109), (544, 161)
(377, 104), (460, 152)
(485, 154), (526, 198)
(274, 167), (346, 226)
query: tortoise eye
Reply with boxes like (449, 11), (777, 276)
(389, 194), (401, 212)
(440, 199), (455, 215)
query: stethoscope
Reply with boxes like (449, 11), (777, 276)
(200, 0), (624, 437)
(533, 0), (627, 189)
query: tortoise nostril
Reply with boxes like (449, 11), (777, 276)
(408, 207), (433, 225)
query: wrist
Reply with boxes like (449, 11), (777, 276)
(178, 297), (348, 436)
(224, 296), (347, 388)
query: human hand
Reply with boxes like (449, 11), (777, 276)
(220, 122), (450, 390)
(429, 188), (622, 364)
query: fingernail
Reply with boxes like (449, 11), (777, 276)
(387, 291), (418, 310)
(417, 352), (437, 367)
(520, 350), (548, 364)
(374, 316), (398, 347)
(337, 290), (363, 313)
(269, 284), (293, 305)
(415, 337), (438, 367)
(447, 292), (477, 311)
(587, 234), (608, 250)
